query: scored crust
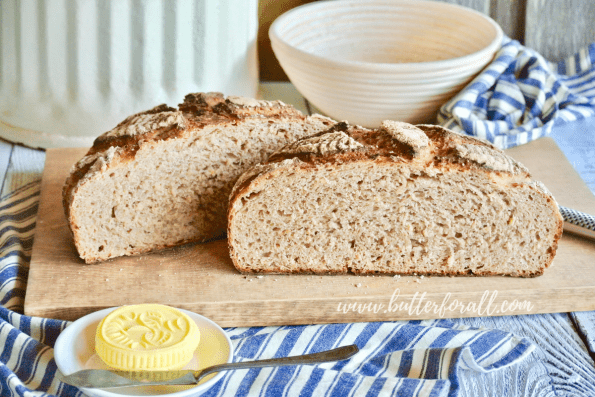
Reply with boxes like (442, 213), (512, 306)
(63, 92), (335, 263)
(227, 121), (563, 277)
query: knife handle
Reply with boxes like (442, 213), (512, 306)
(560, 206), (595, 241)
(194, 344), (358, 382)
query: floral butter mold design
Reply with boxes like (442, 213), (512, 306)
(95, 304), (200, 371)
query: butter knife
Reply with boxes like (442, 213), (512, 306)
(57, 344), (359, 389)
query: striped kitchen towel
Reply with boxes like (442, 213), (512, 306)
(0, 188), (534, 395)
(438, 36), (595, 149)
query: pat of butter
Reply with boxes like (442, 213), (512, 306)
(95, 304), (200, 371)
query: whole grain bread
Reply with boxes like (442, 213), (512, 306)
(227, 121), (563, 277)
(63, 92), (335, 263)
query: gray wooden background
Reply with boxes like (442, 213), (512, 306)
(443, 0), (595, 62)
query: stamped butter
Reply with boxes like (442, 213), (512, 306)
(95, 304), (200, 371)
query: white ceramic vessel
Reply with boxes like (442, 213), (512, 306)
(0, 0), (259, 148)
(270, 0), (503, 128)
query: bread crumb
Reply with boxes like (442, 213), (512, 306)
(355, 283), (362, 288)
(257, 275), (263, 279)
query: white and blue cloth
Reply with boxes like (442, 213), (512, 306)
(1, 37), (595, 397)
(439, 37), (595, 149)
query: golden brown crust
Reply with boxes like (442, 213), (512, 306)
(228, 122), (533, 211)
(264, 122), (529, 174)
(85, 92), (304, 154)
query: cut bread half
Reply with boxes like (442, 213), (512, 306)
(228, 121), (563, 277)
(63, 92), (335, 263)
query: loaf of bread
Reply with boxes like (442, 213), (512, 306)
(228, 121), (563, 277)
(63, 92), (335, 263)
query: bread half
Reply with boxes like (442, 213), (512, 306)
(228, 121), (563, 277)
(63, 92), (335, 263)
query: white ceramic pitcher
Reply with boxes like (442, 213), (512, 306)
(0, 0), (259, 148)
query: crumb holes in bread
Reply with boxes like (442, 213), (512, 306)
(231, 121), (558, 276)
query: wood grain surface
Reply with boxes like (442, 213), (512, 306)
(525, 0), (595, 62)
(24, 137), (595, 325)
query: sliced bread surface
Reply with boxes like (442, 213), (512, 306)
(63, 92), (335, 263)
(227, 121), (563, 277)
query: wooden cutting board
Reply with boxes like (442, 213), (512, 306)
(24, 137), (595, 325)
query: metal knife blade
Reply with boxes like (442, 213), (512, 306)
(57, 344), (359, 389)
(57, 369), (198, 388)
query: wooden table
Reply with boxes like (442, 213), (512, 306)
(2, 83), (595, 396)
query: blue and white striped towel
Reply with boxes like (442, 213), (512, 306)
(439, 36), (595, 149)
(0, 181), (534, 396)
